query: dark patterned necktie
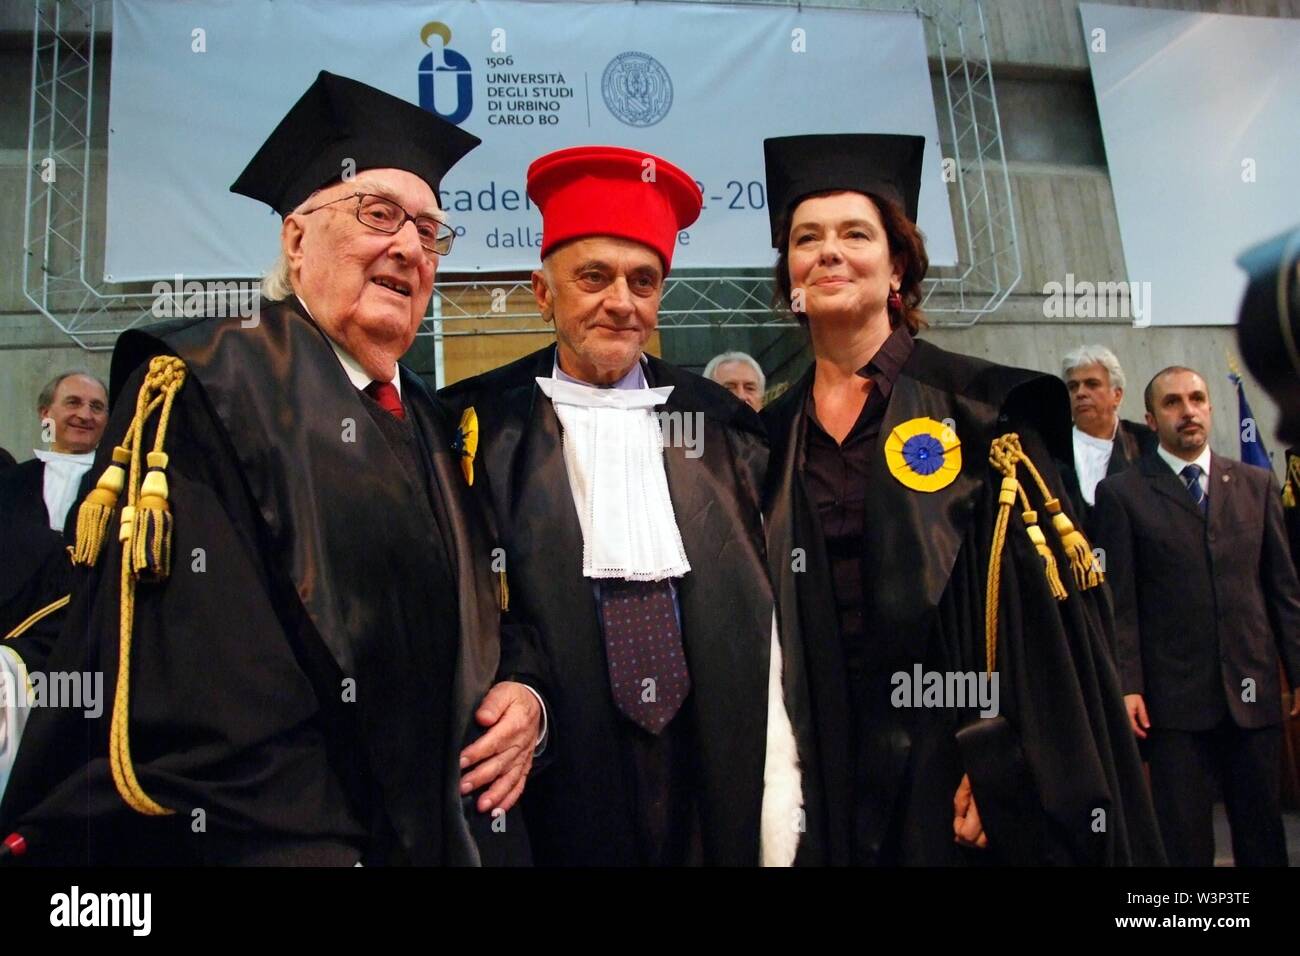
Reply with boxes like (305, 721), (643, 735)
(598, 578), (690, 735)
(1180, 463), (1207, 514)
(365, 380), (405, 421)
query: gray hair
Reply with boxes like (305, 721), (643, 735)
(38, 370), (107, 412)
(703, 351), (766, 393)
(1061, 344), (1125, 392)
(260, 189), (325, 303)
(261, 252), (294, 302)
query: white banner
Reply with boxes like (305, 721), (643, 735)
(1081, 3), (1300, 326)
(106, 0), (954, 281)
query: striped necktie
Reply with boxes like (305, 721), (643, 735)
(1180, 463), (1207, 514)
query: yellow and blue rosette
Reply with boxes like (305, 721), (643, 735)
(884, 417), (961, 492)
(453, 406), (479, 486)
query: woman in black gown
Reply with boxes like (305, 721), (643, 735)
(760, 133), (1163, 866)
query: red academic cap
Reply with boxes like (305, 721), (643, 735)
(526, 145), (703, 270)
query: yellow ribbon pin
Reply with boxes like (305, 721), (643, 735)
(884, 417), (962, 492)
(456, 406), (479, 486)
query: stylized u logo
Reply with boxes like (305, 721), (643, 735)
(419, 21), (472, 125)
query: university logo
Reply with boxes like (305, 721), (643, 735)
(601, 51), (673, 127)
(419, 21), (472, 124)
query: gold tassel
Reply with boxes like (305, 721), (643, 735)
(131, 452), (173, 581)
(1022, 509), (1067, 600)
(997, 433), (1104, 593)
(118, 505), (136, 544)
(71, 445), (130, 567)
(1046, 500), (1103, 591)
(1285, 482), (1296, 509)
(498, 569), (510, 612)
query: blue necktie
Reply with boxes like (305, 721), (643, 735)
(1180, 463), (1207, 514)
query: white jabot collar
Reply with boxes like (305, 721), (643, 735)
(33, 448), (95, 532)
(537, 353), (688, 581)
(537, 376), (672, 409)
(33, 449), (94, 466)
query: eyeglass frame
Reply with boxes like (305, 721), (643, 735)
(297, 191), (456, 256)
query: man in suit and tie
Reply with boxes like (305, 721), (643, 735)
(1058, 345), (1155, 532)
(1094, 365), (1300, 866)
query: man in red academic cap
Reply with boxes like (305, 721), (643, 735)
(441, 146), (803, 866)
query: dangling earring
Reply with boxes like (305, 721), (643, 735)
(887, 289), (903, 312)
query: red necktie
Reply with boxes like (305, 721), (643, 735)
(365, 380), (405, 421)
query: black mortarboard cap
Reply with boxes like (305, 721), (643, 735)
(763, 133), (926, 246)
(230, 71), (481, 215)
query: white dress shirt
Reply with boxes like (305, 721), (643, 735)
(295, 295), (401, 396)
(327, 336), (402, 398)
(1071, 422), (1116, 506)
(1157, 442), (1212, 498)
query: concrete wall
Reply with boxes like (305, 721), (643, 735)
(1, 1), (1296, 473)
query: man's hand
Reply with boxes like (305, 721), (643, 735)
(1125, 693), (1150, 739)
(953, 773), (988, 850)
(459, 681), (541, 814)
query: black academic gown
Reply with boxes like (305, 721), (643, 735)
(763, 339), (1165, 866)
(440, 347), (776, 866)
(0, 460), (74, 668)
(0, 299), (542, 866)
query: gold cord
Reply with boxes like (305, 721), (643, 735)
(108, 355), (187, 817)
(3, 594), (71, 640)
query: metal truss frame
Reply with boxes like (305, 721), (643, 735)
(21, 0), (1020, 349)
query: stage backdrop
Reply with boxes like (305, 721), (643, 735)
(1081, 3), (1300, 327)
(106, 0), (955, 281)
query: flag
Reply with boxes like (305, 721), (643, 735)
(1229, 371), (1271, 469)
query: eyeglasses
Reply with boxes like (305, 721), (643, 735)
(299, 192), (456, 256)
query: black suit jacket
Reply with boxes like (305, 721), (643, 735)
(0, 460), (73, 663)
(1059, 419), (1155, 534)
(1093, 451), (1300, 730)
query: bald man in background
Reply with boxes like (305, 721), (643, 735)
(0, 371), (108, 643)
(1095, 366), (1300, 866)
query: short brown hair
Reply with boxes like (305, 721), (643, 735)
(772, 190), (929, 335)
(1144, 365), (1206, 414)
